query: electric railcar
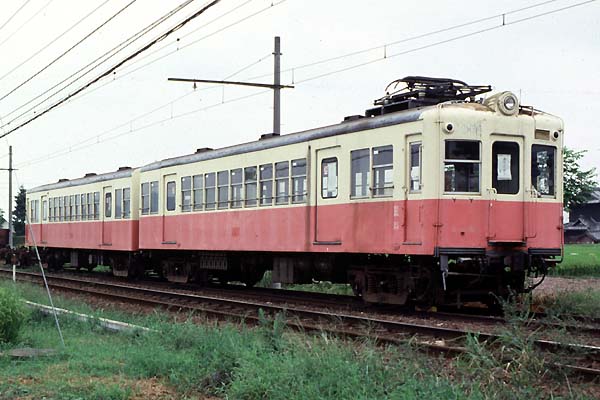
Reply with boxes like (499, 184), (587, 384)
(26, 77), (564, 306)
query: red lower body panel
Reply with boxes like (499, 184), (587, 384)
(136, 199), (562, 255)
(26, 220), (139, 251)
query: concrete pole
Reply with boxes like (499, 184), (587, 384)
(273, 36), (281, 136)
(8, 145), (13, 249)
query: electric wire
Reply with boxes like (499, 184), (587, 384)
(11, 0), (598, 168)
(0, 0), (54, 49)
(0, 0), (112, 83)
(0, 0), (32, 33)
(0, 0), (223, 139)
(0, 0), (198, 126)
(16, 54), (273, 168)
(0, 0), (135, 102)
(49, 0), (284, 110)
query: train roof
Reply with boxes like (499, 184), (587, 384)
(28, 168), (133, 194)
(140, 107), (424, 173)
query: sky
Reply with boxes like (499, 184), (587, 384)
(0, 0), (598, 212)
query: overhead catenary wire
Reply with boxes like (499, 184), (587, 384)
(0, 0), (136, 102)
(0, 0), (199, 127)
(16, 53), (274, 168)
(0, 0), (55, 49)
(0, 0), (32, 33)
(0, 0), (223, 139)
(12, 0), (597, 169)
(0, 0), (112, 83)
(13, 0), (283, 118)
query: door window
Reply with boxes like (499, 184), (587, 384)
(492, 141), (520, 195)
(321, 157), (338, 198)
(166, 181), (176, 211)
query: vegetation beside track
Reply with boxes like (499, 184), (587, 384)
(554, 244), (600, 277)
(0, 281), (598, 399)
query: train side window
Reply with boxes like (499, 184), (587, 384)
(87, 193), (93, 219)
(205, 173), (216, 210)
(372, 145), (393, 197)
(275, 161), (289, 205)
(492, 141), (520, 195)
(64, 196), (69, 221)
(115, 189), (122, 219)
(94, 192), (100, 220)
(193, 175), (203, 211)
(444, 140), (480, 193)
(181, 176), (192, 212)
(69, 195), (75, 221)
(217, 171), (229, 209)
(351, 148), (370, 198)
(531, 145), (555, 196)
(166, 181), (176, 211)
(231, 169), (243, 208)
(75, 194), (81, 221)
(105, 192), (112, 218)
(58, 197), (63, 221)
(260, 164), (273, 206)
(80, 195), (86, 221)
(321, 157), (338, 198)
(48, 198), (53, 221)
(42, 200), (47, 221)
(291, 159), (307, 203)
(410, 142), (422, 192)
(150, 181), (159, 214)
(123, 188), (131, 219)
(141, 183), (150, 215)
(244, 167), (258, 207)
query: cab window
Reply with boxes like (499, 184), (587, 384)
(531, 145), (555, 196)
(444, 140), (480, 193)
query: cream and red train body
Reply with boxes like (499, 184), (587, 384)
(26, 77), (563, 305)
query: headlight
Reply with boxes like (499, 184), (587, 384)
(498, 92), (519, 115)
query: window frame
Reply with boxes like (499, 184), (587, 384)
(531, 144), (556, 198)
(350, 148), (370, 199)
(244, 166), (258, 207)
(321, 157), (339, 199)
(409, 142), (422, 193)
(443, 140), (482, 195)
(217, 170), (229, 209)
(275, 161), (289, 205)
(181, 176), (192, 212)
(105, 192), (112, 218)
(166, 181), (176, 211)
(230, 168), (243, 209)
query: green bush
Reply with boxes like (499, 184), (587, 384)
(0, 287), (27, 343)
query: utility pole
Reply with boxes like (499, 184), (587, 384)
(273, 36), (281, 135)
(8, 145), (12, 249)
(168, 36), (293, 136)
(0, 146), (14, 248)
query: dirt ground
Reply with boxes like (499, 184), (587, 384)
(534, 276), (600, 298)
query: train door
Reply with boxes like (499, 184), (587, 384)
(404, 135), (423, 244)
(314, 146), (342, 244)
(102, 186), (112, 245)
(162, 174), (178, 244)
(488, 136), (524, 243)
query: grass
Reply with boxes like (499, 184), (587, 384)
(0, 281), (598, 399)
(553, 244), (600, 277)
(536, 288), (600, 319)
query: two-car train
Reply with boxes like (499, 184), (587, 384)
(26, 77), (564, 306)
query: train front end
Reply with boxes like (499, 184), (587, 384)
(432, 91), (563, 305)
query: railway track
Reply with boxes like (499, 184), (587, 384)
(2, 268), (599, 380)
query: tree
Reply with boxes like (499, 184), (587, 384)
(563, 147), (597, 211)
(13, 186), (26, 236)
(0, 209), (5, 228)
